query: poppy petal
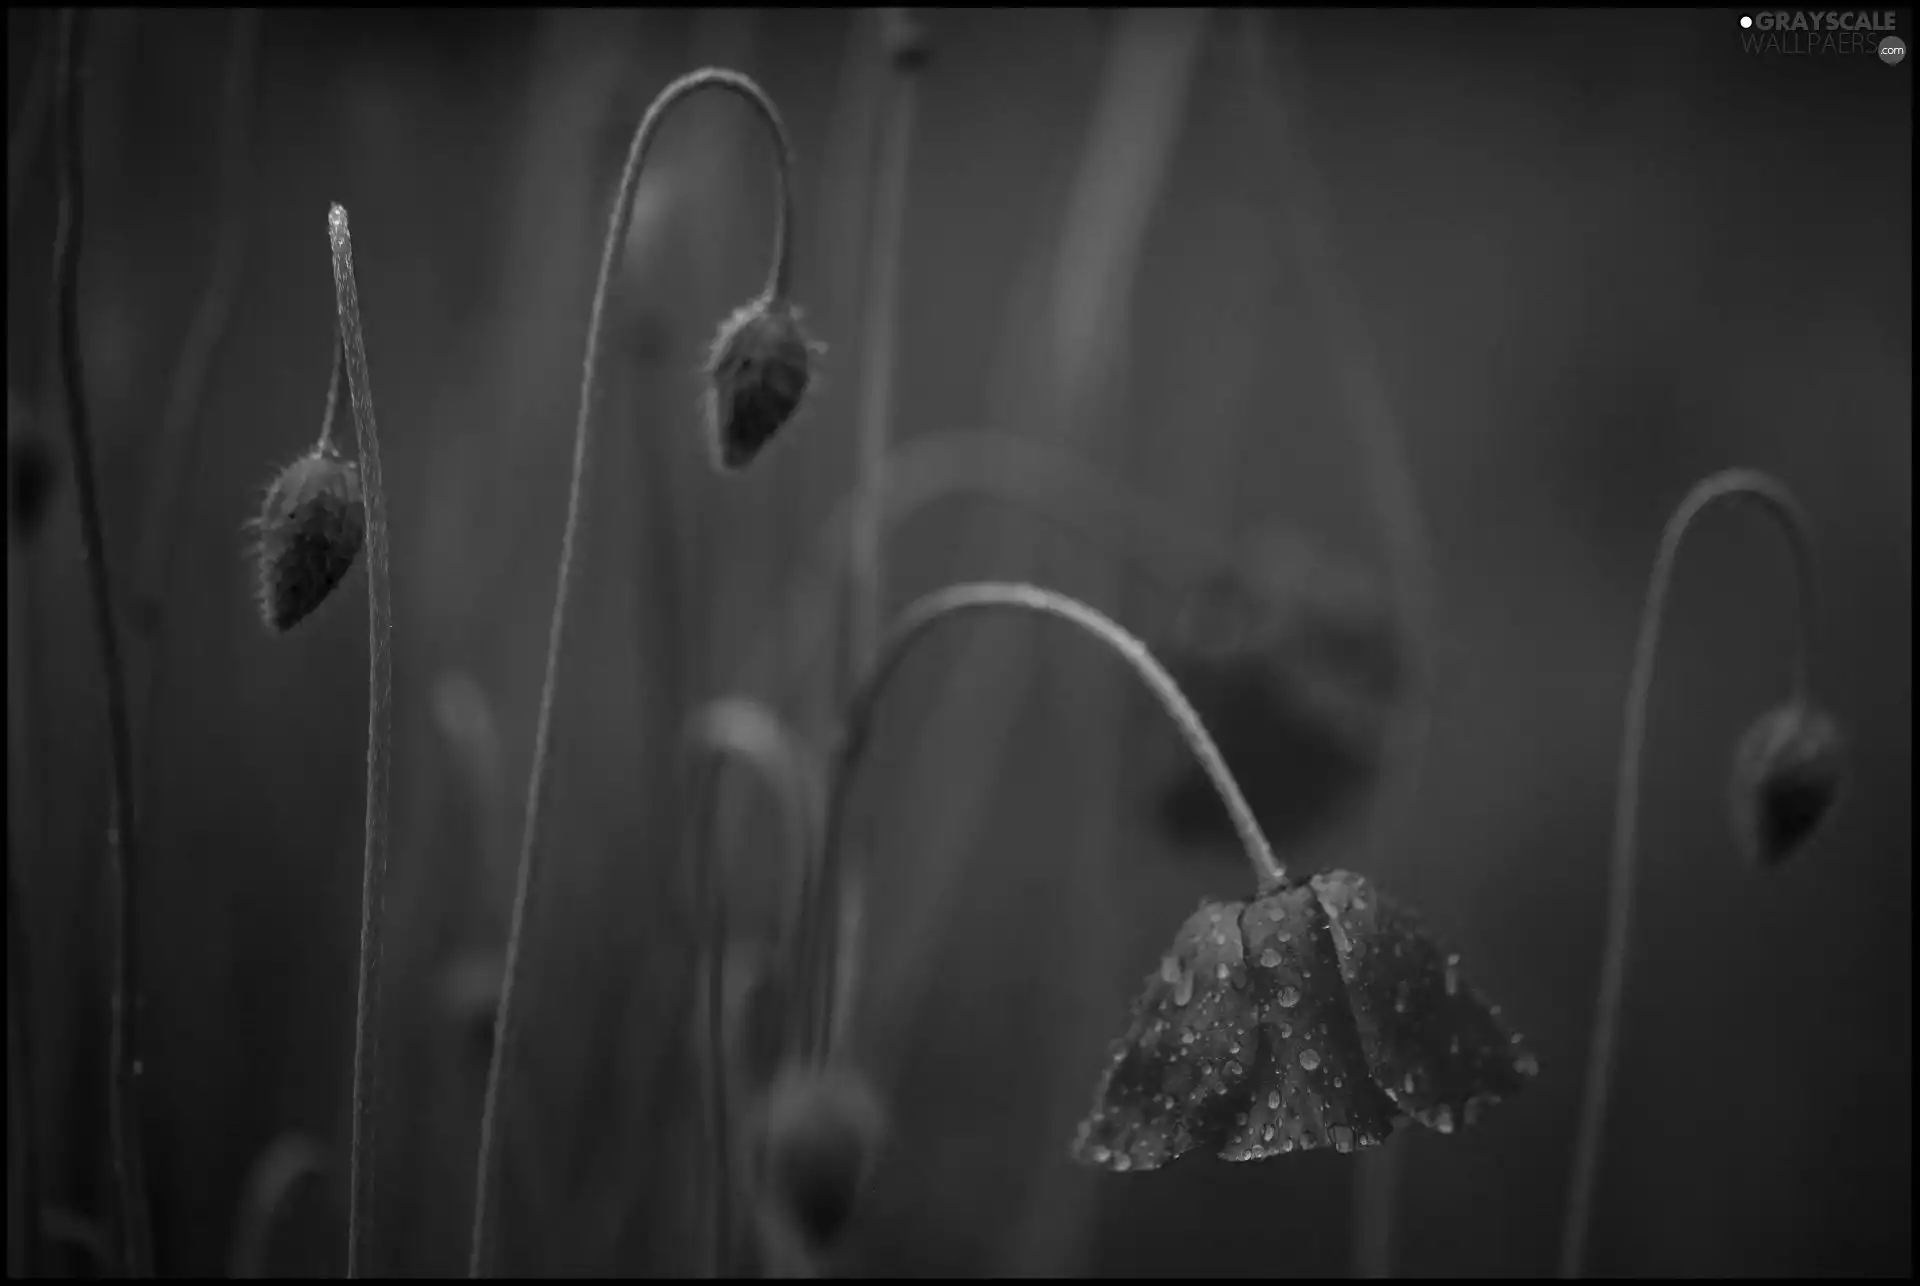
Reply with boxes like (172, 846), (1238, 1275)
(1223, 884), (1397, 1160)
(1071, 900), (1262, 1172)
(1308, 870), (1538, 1134)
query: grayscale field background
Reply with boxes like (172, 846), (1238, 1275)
(6, 7), (1910, 1278)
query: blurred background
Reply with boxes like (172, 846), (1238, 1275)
(6, 6), (1910, 1278)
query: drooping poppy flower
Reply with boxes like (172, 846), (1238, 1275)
(1154, 534), (1405, 856)
(1072, 870), (1534, 1170)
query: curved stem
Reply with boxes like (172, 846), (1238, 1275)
(1558, 468), (1815, 1279)
(51, 11), (153, 1276)
(327, 203), (393, 1281)
(800, 581), (1282, 1060)
(468, 67), (797, 1279)
(682, 699), (818, 1277)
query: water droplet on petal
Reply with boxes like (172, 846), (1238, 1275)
(1298, 1048), (1321, 1071)
(1260, 948), (1281, 968)
(1435, 1105), (1455, 1135)
(1216, 962), (1230, 982)
(1161, 956), (1181, 985)
(1263, 1124), (1275, 1142)
(1227, 1060), (1244, 1077)
(1181, 1030), (1196, 1045)
(1174, 973), (1195, 1006)
(1267, 906), (1284, 921)
(1114, 1151), (1134, 1171)
(1277, 984), (1301, 1009)
(1516, 1052), (1539, 1077)
(1332, 1125), (1354, 1153)
(1268, 1090), (1281, 1110)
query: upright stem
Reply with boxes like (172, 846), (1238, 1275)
(51, 11), (153, 1276)
(468, 68), (795, 1278)
(327, 203), (393, 1280)
(801, 581), (1282, 1059)
(1558, 468), (1815, 1278)
(841, 8), (923, 699)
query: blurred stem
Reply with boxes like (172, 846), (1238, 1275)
(682, 699), (818, 1276)
(51, 10), (154, 1276)
(7, 832), (38, 1277)
(6, 10), (53, 239)
(327, 202), (394, 1281)
(840, 8), (923, 699)
(1560, 469), (1814, 1279)
(131, 7), (259, 814)
(227, 1133), (326, 1279)
(1239, 15), (1438, 1277)
(801, 582), (1283, 1062)
(468, 68), (797, 1279)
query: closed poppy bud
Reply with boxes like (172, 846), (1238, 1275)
(1729, 700), (1845, 869)
(1156, 533), (1404, 857)
(703, 294), (817, 472)
(251, 447), (364, 633)
(8, 396), (57, 545)
(755, 1062), (885, 1256)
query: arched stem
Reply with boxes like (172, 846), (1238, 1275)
(682, 699), (818, 1277)
(799, 582), (1283, 1060)
(1558, 468), (1816, 1279)
(327, 203), (393, 1281)
(468, 67), (797, 1278)
(51, 11), (154, 1275)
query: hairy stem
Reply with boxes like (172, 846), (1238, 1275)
(468, 67), (796, 1279)
(682, 699), (818, 1277)
(840, 7), (923, 700)
(1559, 468), (1815, 1279)
(327, 202), (394, 1280)
(801, 581), (1282, 1059)
(51, 11), (154, 1276)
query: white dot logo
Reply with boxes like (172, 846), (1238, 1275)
(1740, 15), (1753, 28)
(1881, 36), (1907, 66)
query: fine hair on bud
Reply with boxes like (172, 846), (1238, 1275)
(755, 1062), (886, 1255)
(1729, 700), (1845, 869)
(703, 293), (818, 473)
(250, 446), (365, 633)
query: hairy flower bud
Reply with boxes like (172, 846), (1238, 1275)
(703, 294), (817, 473)
(250, 448), (365, 633)
(1729, 700), (1845, 868)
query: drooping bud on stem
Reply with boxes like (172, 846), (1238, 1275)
(1562, 468), (1842, 1279)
